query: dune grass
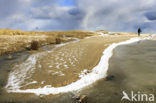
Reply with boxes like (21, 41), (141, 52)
(0, 29), (97, 55)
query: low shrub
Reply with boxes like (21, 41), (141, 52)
(56, 38), (61, 44)
(31, 41), (39, 50)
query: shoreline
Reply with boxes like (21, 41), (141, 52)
(5, 36), (144, 95)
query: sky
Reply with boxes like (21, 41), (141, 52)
(0, 0), (156, 33)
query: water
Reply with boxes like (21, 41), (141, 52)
(79, 40), (156, 103)
(1, 40), (156, 103)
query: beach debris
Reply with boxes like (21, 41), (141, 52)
(106, 75), (115, 81)
(72, 94), (88, 103)
(84, 70), (92, 75)
(79, 95), (88, 103)
(87, 70), (91, 74)
(79, 69), (92, 78)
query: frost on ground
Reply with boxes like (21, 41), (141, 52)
(5, 35), (145, 95)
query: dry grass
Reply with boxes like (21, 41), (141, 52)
(0, 29), (97, 55)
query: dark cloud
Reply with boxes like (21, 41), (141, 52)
(68, 8), (82, 16)
(145, 11), (156, 20)
(75, 0), (156, 33)
(0, 0), (156, 33)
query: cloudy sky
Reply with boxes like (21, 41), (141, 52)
(0, 0), (156, 33)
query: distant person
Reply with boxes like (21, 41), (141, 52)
(138, 28), (142, 36)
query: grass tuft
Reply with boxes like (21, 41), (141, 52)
(55, 38), (61, 44)
(31, 41), (39, 50)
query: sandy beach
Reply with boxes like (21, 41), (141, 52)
(20, 35), (138, 89)
(5, 33), (142, 93)
(0, 31), (153, 103)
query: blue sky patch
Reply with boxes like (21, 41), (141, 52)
(58, 0), (76, 6)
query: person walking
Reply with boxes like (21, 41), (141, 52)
(138, 28), (142, 36)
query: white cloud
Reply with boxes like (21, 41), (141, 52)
(76, 0), (156, 32)
(0, 0), (156, 33)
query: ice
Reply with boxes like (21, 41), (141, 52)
(5, 37), (143, 95)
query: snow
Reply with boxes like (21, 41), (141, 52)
(5, 54), (38, 90)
